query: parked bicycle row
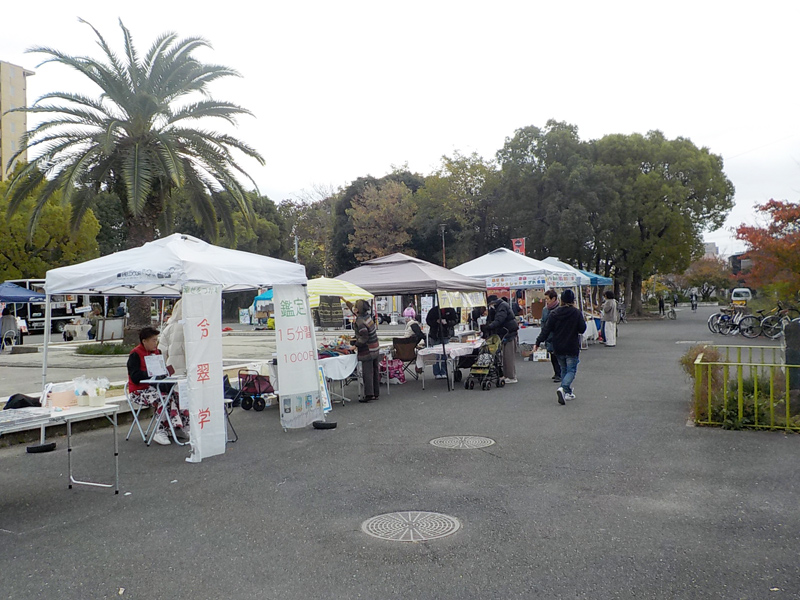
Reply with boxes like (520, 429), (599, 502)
(707, 302), (800, 338)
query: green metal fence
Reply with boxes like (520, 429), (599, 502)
(693, 345), (800, 431)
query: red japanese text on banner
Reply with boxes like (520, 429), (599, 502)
(182, 283), (225, 462)
(273, 285), (324, 429)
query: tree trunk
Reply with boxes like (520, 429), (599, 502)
(122, 201), (161, 345)
(631, 270), (644, 316)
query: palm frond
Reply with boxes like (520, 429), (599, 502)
(121, 143), (155, 215)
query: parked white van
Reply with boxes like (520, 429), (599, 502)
(731, 288), (753, 305)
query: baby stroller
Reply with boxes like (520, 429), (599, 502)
(234, 368), (276, 411)
(464, 334), (505, 390)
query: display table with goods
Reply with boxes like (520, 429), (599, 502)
(416, 339), (483, 390)
(318, 338), (360, 404)
(0, 404), (119, 493)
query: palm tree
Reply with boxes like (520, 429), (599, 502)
(4, 19), (264, 331)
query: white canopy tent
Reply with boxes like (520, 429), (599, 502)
(451, 248), (583, 285)
(41, 234), (317, 459)
(541, 257), (592, 286)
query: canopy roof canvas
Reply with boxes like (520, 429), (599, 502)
(578, 268), (613, 287)
(45, 233), (307, 296)
(337, 253), (485, 295)
(540, 257), (592, 286)
(451, 248), (575, 280)
(0, 281), (47, 303)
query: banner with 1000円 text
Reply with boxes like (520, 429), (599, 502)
(182, 283), (226, 462)
(273, 284), (325, 429)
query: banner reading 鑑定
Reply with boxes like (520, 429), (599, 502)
(273, 285), (324, 429)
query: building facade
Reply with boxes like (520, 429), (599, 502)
(0, 61), (34, 181)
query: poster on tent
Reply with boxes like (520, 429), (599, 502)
(273, 284), (325, 429)
(545, 272), (577, 288)
(182, 283), (226, 463)
(437, 290), (487, 309)
(487, 275), (547, 289)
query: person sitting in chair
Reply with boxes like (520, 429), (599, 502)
(402, 316), (426, 348)
(1, 307), (18, 348)
(127, 326), (188, 445)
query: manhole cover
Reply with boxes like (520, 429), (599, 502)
(361, 511), (461, 542)
(430, 435), (495, 449)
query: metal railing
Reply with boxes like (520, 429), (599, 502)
(693, 345), (800, 431)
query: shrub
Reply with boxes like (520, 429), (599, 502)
(75, 343), (134, 355)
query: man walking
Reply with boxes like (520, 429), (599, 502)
(534, 289), (586, 405)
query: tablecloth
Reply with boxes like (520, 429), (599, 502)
(416, 340), (482, 369)
(320, 353), (358, 380)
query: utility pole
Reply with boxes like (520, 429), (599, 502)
(439, 224), (446, 267)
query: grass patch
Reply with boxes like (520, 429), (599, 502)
(75, 343), (134, 356)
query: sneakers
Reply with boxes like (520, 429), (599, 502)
(152, 430), (171, 445)
(504, 378), (518, 384)
(552, 376), (562, 382)
(556, 387), (565, 405)
(434, 374), (448, 380)
(175, 428), (190, 442)
(565, 392), (576, 400)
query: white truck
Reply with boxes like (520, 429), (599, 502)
(3, 279), (88, 333)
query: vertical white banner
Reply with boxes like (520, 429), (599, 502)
(182, 284), (225, 462)
(273, 284), (325, 429)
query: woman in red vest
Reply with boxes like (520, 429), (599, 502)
(127, 326), (189, 445)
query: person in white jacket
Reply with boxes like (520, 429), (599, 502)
(158, 299), (186, 376)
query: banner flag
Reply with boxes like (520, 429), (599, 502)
(511, 238), (525, 255)
(273, 284), (325, 429)
(183, 283), (225, 463)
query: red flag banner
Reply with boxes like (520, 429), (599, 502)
(511, 238), (525, 255)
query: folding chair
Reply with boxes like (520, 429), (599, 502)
(124, 382), (154, 442)
(392, 337), (421, 381)
(1, 330), (16, 353)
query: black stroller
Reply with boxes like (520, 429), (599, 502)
(464, 334), (505, 390)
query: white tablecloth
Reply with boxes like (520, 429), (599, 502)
(584, 319), (599, 341)
(416, 340), (482, 369)
(320, 354), (358, 380)
(518, 327), (541, 345)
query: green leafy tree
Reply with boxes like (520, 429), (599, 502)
(4, 20), (264, 330)
(347, 181), (416, 261)
(683, 257), (732, 301)
(0, 181), (100, 280)
(414, 151), (503, 266)
(595, 131), (734, 313)
(331, 170), (424, 272)
(279, 193), (336, 278)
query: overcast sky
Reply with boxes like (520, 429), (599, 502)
(3, 1), (798, 257)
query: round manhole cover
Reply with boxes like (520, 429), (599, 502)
(361, 511), (461, 542)
(430, 435), (495, 449)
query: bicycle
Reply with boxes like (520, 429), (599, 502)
(761, 303), (800, 339)
(618, 305), (628, 324)
(667, 303), (677, 320)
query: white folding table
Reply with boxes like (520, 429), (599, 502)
(0, 404), (120, 493)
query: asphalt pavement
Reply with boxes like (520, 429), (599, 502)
(1, 307), (798, 599)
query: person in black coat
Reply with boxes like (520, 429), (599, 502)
(426, 307), (458, 379)
(486, 295), (519, 383)
(534, 289), (586, 405)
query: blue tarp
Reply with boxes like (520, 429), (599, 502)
(578, 269), (613, 286)
(0, 281), (47, 303)
(253, 289), (273, 305)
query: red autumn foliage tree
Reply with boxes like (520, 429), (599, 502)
(735, 200), (800, 299)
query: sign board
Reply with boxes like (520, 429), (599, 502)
(274, 284), (325, 429)
(316, 295), (342, 328)
(545, 272), (577, 288)
(487, 275), (547, 289)
(183, 283), (225, 463)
